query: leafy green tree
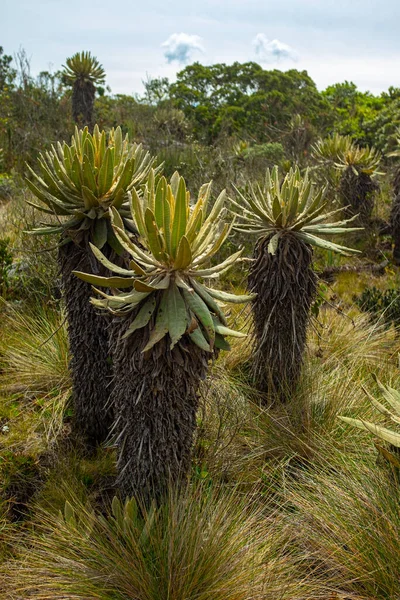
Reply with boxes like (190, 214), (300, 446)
(142, 75), (171, 105)
(363, 87), (400, 152)
(322, 81), (384, 145)
(74, 171), (253, 501)
(0, 48), (71, 171)
(170, 62), (332, 143)
(0, 47), (16, 171)
(0, 47), (15, 91)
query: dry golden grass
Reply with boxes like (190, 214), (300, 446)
(0, 301), (70, 395)
(0, 235), (399, 598)
(1, 483), (332, 600)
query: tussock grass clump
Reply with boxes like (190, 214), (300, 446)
(194, 306), (400, 487)
(195, 367), (262, 483)
(0, 302), (70, 452)
(303, 307), (400, 438)
(287, 449), (400, 600)
(0, 192), (59, 301)
(0, 302), (70, 395)
(310, 307), (399, 374)
(2, 484), (325, 600)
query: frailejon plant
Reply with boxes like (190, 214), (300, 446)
(340, 375), (400, 467)
(26, 126), (156, 447)
(62, 51), (106, 128)
(74, 171), (254, 501)
(312, 133), (382, 224)
(311, 132), (353, 165)
(231, 166), (360, 401)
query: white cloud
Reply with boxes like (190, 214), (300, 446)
(253, 33), (298, 63)
(161, 33), (204, 64)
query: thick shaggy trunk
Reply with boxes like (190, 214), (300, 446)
(248, 233), (317, 402)
(59, 239), (113, 447)
(390, 193), (400, 265)
(110, 313), (210, 504)
(340, 168), (378, 224)
(72, 80), (95, 129)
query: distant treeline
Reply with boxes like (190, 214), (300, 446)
(1, 46), (400, 174)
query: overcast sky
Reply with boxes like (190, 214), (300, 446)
(2, 0), (399, 96)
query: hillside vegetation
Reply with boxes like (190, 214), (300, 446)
(0, 47), (400, 599)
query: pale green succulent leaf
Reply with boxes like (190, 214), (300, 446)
(214, 334), (231, 351)
(98, 146), (115, 197)
(129, 188), (147, 239)
(297, 232), (360, 255)
(28, 225), (65, 235)
(268, 232), (280, 255)
(170, 171), (180, 198)
(146, 169), (156, 213)
(122, 296), (157, 339)
(142, 292), (169, 352)
(181, 287), (215, 349)
(339, 417), (400, 448)
(111, 223), (162, 268)
(25, 178), (71, 215)
(186, 207), (204, 245)
(25, 199), (56, 215)
(171, 176), (187, 256)
(89, 243), (134, 275)
(113, 126), (123, 164)
(106, 221), (124, 255)
(193, 249), (243, 276)
(197, 181), (212, 217)
(92, 217), (108, 249)
(174, 235), (192, 270)
(304, 226), (363, 235)
(231, 185), (256, 215)
(134, 274), (170, 293)
(292, 203), (328, 230)
(73, 271), (135, 288)
(110, 188), (125, 209)
(167, 284), (188, 349)
(212, 317), (247, 338)
(205, 287), (257, 304)
(144, 208), (165, 261)
(154, 176), (168, 230)
(204, 189), (227, 225)
(93, 287), (150, 305)
(189, 278), (228, 325)
(127, 259), (146, 277)
(189, 325), (212, 352)
(109, 205), (124, 229)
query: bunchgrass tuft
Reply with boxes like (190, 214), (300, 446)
(287, 446), (400, 600)
(0, 301), (70, 395)
(2, 483), (305, 600)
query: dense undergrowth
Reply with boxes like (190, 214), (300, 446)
(0, 179), (399, 599)
(1, 44), (400, 593)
